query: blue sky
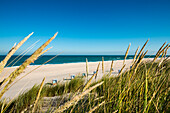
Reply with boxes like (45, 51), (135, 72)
(0, 0), (170, 55)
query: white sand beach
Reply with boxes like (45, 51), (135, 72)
(0, 58), (153, 99)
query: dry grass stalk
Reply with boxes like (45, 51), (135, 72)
(155, 41), (166, 57)
(5, 40), (40, 67)
(164, 46), (169, 58)
(70, 100), (78, 113)
(164, 55), (170, 62)
(88, 101), (105, 113)
(32, 77), (46, 113)
(144, 64), (148, 111)
(102, 57), (104, 73)
(109, 60), (114, 76)
(0, 32), (33, 74)
(113, 110), (118, 113)
(95, 62), (100, 79)
(11, 44), (36, 67)
(153, 43), (169, 62)
(83, 62), (100, 91)
(94, 96), (104, 101)
(0, 40), (39, 82)
(69, 85), (87, 113)
(5, 47), (53, 92)
(141, 50), (148, 59)
(35, 46), (53, 61)
(137, 50), (148, 64)
(132, 46), (140, 64)
(7, 53), (61, 90)
(158, 44), (169, 55)
(86, 58), (89, 76)
(145, 43), (169, 75)
(55, 81), (104, 113)
(0, 32), (58, 99)
(70, 85), (86, 113)
(132, 39), (149, 69)
(123, 43), (131, 65)
(134, 50), (148, 73)
(117, 64), (126, 76)
(158, 51), (165, 67)
(1, 98), (6, 113)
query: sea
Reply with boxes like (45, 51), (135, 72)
(0, 55), (156, 67)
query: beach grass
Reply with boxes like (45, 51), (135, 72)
(0, 34), (169, 113)
(1, 57), (169, 113)
(1, 60), (170, 113)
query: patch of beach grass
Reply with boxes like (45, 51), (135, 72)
(0, 37), (169, 113)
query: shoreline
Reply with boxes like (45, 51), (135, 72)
(4, 57), (155, 68)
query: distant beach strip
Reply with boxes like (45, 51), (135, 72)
(0, 55), (157, 67)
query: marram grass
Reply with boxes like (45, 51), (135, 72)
(0, 32), (58, 99)
(0, 37), (169, 113)
(0, 59), (170, 113)
(0, 32), (33, 74)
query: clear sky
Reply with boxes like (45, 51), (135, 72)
(0, 0), (170, 55)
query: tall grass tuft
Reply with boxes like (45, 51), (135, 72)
(0, 32), (58, 99)
(132, 39), (149, 69)
(0, 38), (169, 113)
(83, 62), (100, 91)
(55, 81), (104, 113)
(0, 32), (33, 74)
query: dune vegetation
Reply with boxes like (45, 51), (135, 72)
(0, 33), (169, 113)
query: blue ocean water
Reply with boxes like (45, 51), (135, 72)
(0, 55), (156, 67)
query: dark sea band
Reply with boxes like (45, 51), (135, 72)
(0, 55), (157, 67)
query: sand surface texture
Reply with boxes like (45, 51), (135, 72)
(0, 59), (152, 99)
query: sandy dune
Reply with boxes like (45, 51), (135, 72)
(0, 58), (152, 99)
